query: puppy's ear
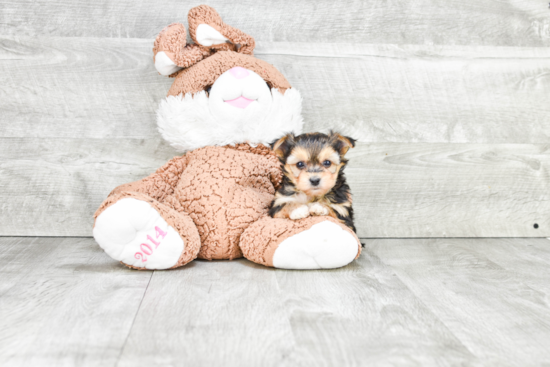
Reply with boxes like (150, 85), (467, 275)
(329, 131), (356, 155)
(271, 133), (295, 159)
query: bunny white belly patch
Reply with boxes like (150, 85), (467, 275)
(93, 198), (184, 269)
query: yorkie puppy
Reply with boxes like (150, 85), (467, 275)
(269, 131), (356, 232)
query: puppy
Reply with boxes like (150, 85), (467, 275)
(269, 131), (356, 232)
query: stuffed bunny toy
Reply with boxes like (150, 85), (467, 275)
(92, 5), (361, 270)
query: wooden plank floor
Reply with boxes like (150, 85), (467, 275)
(2, 237), (550, 366)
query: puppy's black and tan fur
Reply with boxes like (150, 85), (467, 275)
(269, 131), (356, 232)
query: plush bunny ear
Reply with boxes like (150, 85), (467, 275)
(188, 5), (255, 55)
(153, 23), (187, 76)
(195, 24), (230, 46)
(153, 23), (216, 76)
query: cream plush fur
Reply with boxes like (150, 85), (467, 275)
(157, 88), (303, 152)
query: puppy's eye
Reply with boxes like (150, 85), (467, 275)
(323, 160), (332, 167)
(205, 85), (212, 94)
(296, 161), (305, 169)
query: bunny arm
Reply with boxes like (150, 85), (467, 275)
(109, 155), (189, 202)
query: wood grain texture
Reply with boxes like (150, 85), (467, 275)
(117, 259), (296, 367)
(1, 0), (549, 46)
(2, 37), (549, 143)
(260, 43), (550, 144)
(0, 138), (177, 236)
(0, 237), (152, 367)
(4, 237), (550, 366)
(1, 140), (548, 237)
(0, 37), (171, 139)
(346, 143), (550, 237)
(369, 238), (550, 365)
(117, 253), (477, 366)
(458, 238), (550, 295)
(271, 250), (476, 366)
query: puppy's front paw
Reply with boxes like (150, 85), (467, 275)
(290, 205), (310, 220)
(309, 203), (329, 216)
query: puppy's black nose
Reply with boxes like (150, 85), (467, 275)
(310, 177), (321, 186)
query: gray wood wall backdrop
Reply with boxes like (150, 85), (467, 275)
(1, 0), (549, 237)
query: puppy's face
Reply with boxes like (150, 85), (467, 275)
(272, 132), (356, 197)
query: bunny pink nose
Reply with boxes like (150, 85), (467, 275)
(229, 67), (249, 79)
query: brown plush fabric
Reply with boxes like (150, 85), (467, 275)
(239, 216), (362, 267)
(152, 5), (290, 96)
(167, 51), (291, 97)
(152, 5), (257, 81)
(108, 154), (189, 202)
(188, 5), (255, 55)
(153, 23), (213, 70)
(179, 144), (281, 260)
(95, 144), (284, 262)
(94, 191), (202, 270)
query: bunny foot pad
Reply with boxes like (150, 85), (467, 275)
(272, 221), (359, 269)
(93, 198), (184, 269)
